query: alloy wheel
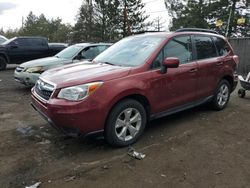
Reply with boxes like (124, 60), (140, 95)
(115, 108), (142, 142)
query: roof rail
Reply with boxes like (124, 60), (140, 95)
(176, 28), (218, 34)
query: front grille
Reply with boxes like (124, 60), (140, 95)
(16, 66), (24, 72)
(34, 79), (54, 101)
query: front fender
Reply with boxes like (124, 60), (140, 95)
(103, 77), (151, 117)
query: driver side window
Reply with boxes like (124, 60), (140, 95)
(152, 35), (193, 69)
(81, 46), (99, 60)
(164, 35), (193, 64)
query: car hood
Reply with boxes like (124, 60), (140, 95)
(41, 62), (131, 89)
(20, 57), (71, 69)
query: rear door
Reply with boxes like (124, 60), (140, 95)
(149, 35), (198, 113)
(194, 35), (220, 99)
(29, 38), (48, 60)
(8, 38), (31, 63)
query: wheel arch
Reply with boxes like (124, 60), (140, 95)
(222, 75), (234, 92)
(104, 92), (152, 129)
(0, 53), (9, 62)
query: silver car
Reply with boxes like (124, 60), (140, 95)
(0, 35), (8, 44)
(14, 43), (111, 86)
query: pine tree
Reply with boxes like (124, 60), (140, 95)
(118, 0), (149, 37)
(94, 0), (120, 41)
(165, 0), (209, 31)
(73, 0), (99, 42)
(165, 0), (250, 37)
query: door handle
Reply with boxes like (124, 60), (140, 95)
(189, 68), (198, 73)
(216, 62), (223, 66)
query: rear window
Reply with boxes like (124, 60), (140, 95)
(213, 37), (230, 56)
(195, 36), (217, 60)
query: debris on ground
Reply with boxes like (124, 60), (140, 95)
(214, 171), (223, 175)
(127, 147), (146, 160)
(102, 165), (110, 170)
(25, 182), (41, 188)
(64, 176), (76, 182)
(16, 126), (34, 136)
(37, 139), (51, 145)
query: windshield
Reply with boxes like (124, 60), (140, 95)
(55, 45), (83, 59)
(94, 35), (166, 67)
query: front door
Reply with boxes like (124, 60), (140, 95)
(149, 35), (198, 114)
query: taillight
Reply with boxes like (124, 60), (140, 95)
(233, 55), (239, 64)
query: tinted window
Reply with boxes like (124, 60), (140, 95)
(15, 38), (31, 46)
(195, 36), (217, 60)
(81, 46), (100, 60)
(31, 38), (47, 46)
(213, 37), (230, 56)
(164, 35), (193, 64)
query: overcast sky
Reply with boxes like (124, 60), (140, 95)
(0, 0), (170, 31)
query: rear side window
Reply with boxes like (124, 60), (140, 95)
(195, 36), (217, 60)
(213, 37), (230, 56)
(31, 39), (47, 46)
(164, 35), (193, 64)
(15, 38), (31, 46)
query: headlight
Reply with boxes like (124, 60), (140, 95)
(25, 66), (44, 73)
(58, 82), (103, 101)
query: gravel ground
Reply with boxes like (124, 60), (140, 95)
(0, 65), (250, 188)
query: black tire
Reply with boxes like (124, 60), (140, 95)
(238, 89), (246, 98)
(211, 79), (231, 110)
(105, 99), (147, 147)
(0, 56), (7, 71)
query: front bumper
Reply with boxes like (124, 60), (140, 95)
(31, 88), (106, 137)
(14, 70), (40, 86)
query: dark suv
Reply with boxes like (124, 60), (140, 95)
(31, 29), (239, 146)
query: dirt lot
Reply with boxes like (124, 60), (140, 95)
(1, 65), (250, 188)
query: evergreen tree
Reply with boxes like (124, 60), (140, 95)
(95, 0), (120, 41)
(118, 0), (149, 37)
(73, 0), (98, 42)
(20, 11), (72, 42)
(165, 0), (250, 37)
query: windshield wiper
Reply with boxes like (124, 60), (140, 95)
(102, 61), (115, 66)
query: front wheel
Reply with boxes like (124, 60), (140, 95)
(211, 79), (231, 110)
(105, 99), (147, 147)
(0, 56), (7, 71)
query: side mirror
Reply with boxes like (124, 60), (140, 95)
(160, 57), (180, 74)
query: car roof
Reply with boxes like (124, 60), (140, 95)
(74, 43), (112, 47)
(130, 30), (226, 40)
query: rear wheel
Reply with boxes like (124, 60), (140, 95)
(238, 89), (246, 98)
(105, 99), (146, 147)
(211, 79), (230, 110)
(0, 56), (7, 71)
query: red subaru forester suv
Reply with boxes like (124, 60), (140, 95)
(31, 29), (239, 146)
